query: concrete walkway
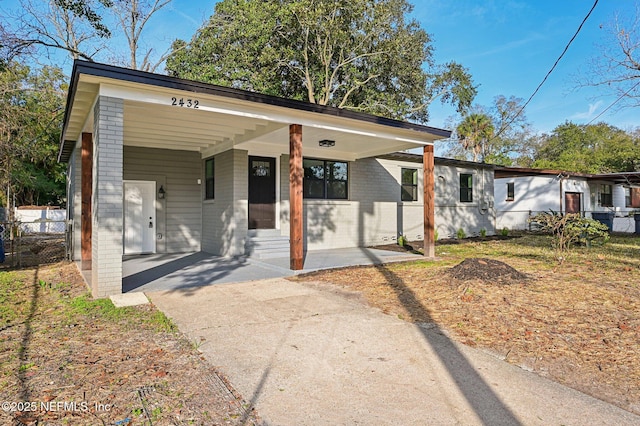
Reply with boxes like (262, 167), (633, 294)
(149, 278), (640, 426)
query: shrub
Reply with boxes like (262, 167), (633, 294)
(528, 211), (609, 262)
(456, 228), (466, 239)
(480, 228), (487, 238)
(500, 227), (509, 237)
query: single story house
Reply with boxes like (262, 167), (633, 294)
(494, 166), (640, 231)
(60, 61), (457, 297)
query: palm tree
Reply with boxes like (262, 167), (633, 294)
(456, 113), (495, 162)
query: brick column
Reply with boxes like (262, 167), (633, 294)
(91, 96), (124, 297)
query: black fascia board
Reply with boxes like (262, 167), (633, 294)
(59, 60), (451, 163)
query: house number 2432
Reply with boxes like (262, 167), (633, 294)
(171, 97), (199, 108)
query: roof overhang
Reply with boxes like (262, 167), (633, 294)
(377, 152), (495, 169)
(59, 61), (451, 163)
(495, 166), (640, 185)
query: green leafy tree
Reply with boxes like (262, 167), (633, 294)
(0, 62), (67, 211)
(166, 0), (477, 122)
(455, 113), (494, 162)
(532, 122), (640, 173)
(444, 95), (534, 165)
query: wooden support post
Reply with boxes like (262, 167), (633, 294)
(81, 132), (93, 270)
(423, 144), (435, 258)
(289, 124), (304, 270)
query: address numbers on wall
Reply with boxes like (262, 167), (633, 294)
(171, 97), (199, 108)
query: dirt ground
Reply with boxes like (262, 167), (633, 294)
(293, 235), (640, 416)
(0, 263), (261, 425)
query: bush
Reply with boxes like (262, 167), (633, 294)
(456, 228), (466, 239)
(528, 211), (609, 261)
(480, 228), (487, 238)
(500, 227), (509, 237)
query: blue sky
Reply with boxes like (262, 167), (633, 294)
(3, 0), (638, 135)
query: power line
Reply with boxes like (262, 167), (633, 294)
(586, 80), (640, 125)
(491, 0), (599, 140)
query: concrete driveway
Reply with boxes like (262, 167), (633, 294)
(149, 278), (640, 425)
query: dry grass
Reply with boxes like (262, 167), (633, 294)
(293, 233), (640, 415)
(0, 263), (260, 425)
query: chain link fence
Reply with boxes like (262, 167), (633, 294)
(1, 219), (71, 269)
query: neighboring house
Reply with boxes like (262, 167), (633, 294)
(494, 166), (640, 232)
(59, 61), (452, 297)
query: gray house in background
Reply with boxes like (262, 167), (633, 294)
(59, 61), (453, 297)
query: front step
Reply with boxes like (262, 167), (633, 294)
(245, 231), (290, 259)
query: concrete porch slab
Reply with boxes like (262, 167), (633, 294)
(122, 248), (422, 293)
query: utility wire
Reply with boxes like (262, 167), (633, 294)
(586, 80), (640, 125)
(491, 0), (599, 140)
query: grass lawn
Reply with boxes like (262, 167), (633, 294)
(294, 232), (640, 415)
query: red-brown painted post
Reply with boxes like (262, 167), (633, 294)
(289, 124), (304, 270)
(423, 144), (435, 258)
(81, 132), (93, 270)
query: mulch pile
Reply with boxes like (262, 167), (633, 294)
(448, 258), (529, 283)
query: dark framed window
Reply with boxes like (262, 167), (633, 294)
(303, 158), (348, 199)
(506, 182), (514, 201)
(205, 158), (214, 199)
(401, 168), (418, 201)
(600, 184), (612, 207)
(625, 187), (631, 208)
(460, 173), (473, 203)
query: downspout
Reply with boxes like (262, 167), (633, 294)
(559, 177), (563, 214)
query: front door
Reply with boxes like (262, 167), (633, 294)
(124, 180), (156, 254)
(565, 192), (582, 214)
(248, 156), (276, 229)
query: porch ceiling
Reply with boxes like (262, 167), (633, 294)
(60, 61), (451, 162)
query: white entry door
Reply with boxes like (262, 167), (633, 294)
(124, 181), (156, 254)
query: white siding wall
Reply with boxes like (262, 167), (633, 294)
(123, 146), (201, 253)
(69, 140), (82, 261)
(202, 149), (248, 257)
(495, 176), (594, 230)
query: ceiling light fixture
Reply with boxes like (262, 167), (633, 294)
(319, 139), (335, 147)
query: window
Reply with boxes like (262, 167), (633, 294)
(401, 168), (418, 201)
(460, 173), (473, 203)
(205, 158), (214, 199)
(303, 159), (348, 199)
(600, 184), (612, 207)
(625, 187), (631, 208)
(506, 182), (514, 201)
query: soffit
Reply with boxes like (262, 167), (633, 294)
(61, 67), (449, 162)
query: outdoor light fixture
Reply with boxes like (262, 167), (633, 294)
(158, 185), (166, 199)
(319, 139), (335, 147)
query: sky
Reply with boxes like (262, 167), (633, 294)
(2, 0), (638, 137)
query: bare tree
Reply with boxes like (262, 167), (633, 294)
(110, 0), (172, 71)
(5, 0), (110, 62)
(580, 3), (640, 109)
